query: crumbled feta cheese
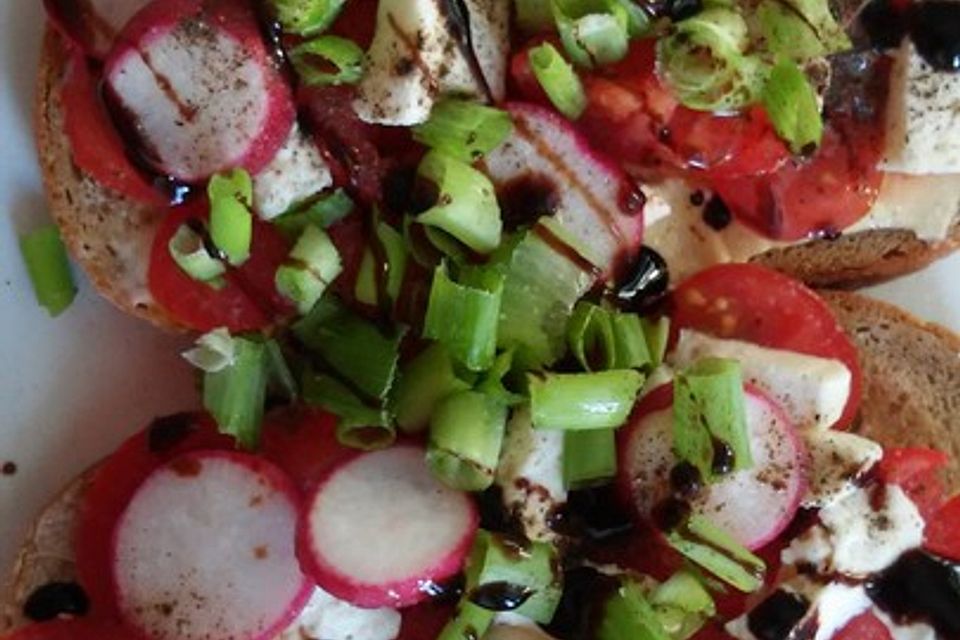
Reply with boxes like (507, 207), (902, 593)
(802, 430), (883, 509)
(277, 587), (401, 640)
(253, 126), (332, 220)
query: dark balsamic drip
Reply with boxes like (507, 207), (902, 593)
(543, 566), (621, 640)
(382, 165), (421, 217)
(185, 218), (228, 261)
(689, 190), (706, 207)
(857, 0), (909, 50)
(421, 574), (465, 603)
(666, 0), (704, 21)
(612, 246), (670, 313)
(910, 1), (960, 72)
(1, 461), (16, 476)
(474, 486), (523, 536)
(468, 582), (535, 612)
(824, 51), (890, 124)
(866, 550), (960, 638)
(147, 412), (198, 453)
(746, 590), (811, 640)
(23, 582), (90, 622)
(556, 485), (636, 543)
(653, 496), (692, 531)
(702, 196), (732, 231)
(436, 0), (495, 102)
(669, 461), (703, 500)
(495, 173), (561, 231)
(711, 438), (736, 476)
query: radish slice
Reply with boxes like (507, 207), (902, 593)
(299, 446), (478, 609)
(619, 385), (808, 550)
(44, 0), (152, 59)
(113, 450), (311, 640)
(104, 0), (295, 182)
(481, 102), (645, 277)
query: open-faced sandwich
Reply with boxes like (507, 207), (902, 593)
(28, 0), (960, 332)
(3, 264), (960, 640)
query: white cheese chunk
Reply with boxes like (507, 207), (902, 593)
(496, 406), (566, 543)
(671, 329), (851, 431)
(874, 609), (938, 640)
(845, 172), (960, 240)
(783, 484), (925, 577)
(353, 0), (509, 126)
(882, 40), (960, 174)
(253, 126), (332, 220)
(802, 430), (883, 508)
(277, 586), (401, 640)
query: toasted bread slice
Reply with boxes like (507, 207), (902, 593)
(4, 292), (959, 632)
(35, 29), (960, 331)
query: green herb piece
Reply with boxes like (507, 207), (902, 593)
(19, 225), (77, 317)
(529, 370), (644, 430)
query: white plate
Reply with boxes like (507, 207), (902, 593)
(2, 0), (960, 603)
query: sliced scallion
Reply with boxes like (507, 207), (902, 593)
(265, 339), (298, 402)
(208, 169), (253, 266)
(301, 369), (395, 450)
(651, 570), (715, 639)
(168, 223), (226, 287)
(272, 0), (345, 36)
(762, 57), (823, 154)
(203, 336), (269, 450)
(756, 0), (850, 58)
(290, 35), (365, 86)
(437, 602), (495, 640)
(392, 343), (473, 434)
(529, 370), (644, 431)
(642, 316), (670, 368)
(563, 428), (617, 489)
(529, 41), (587, 119)
(413, 99), (514, 163)
(607, 0), (652, 37)
(611, 312), (652, 370)
(557, 12), (630, 68)
(666, 515), (765, 592)
(673, 358), (750, 480)
(416, 150), (502, 255)
(568, 301), (617, 372)
(596, 576), (672, 640)
(355, 221), (409, 307)
(427, 390), (508, 491)
(183, 327), (235, 373)
(275, 224), (343, 315)
(476, 349), (525, 407)
(423, 264), (504, 372)
(19, 225), (77, 317)
(272, 189), (354, 239)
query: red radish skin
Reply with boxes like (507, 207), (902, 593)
(619, 384), (808, 550)
(103, 0), (295, 182)
(481, 102), (645, 278)
(299, 446), (478, 609)
(112, 450), (310, 640)
(44, 0), (152, 59)
(61, 51), (166, 206)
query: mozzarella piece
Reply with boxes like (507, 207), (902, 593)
(845, 172), (960, 241)
(873, 609), (938, 640)
(882, 40), (960, 174)
(253, 126), (332, 220)
(496, 406), (566, 543)
(671, 329), (851, 431)
(353, 0), (509, 126)
(783, 484), (925, 576)
(802, 430), (883, 508)
(277, 586), (401, 640)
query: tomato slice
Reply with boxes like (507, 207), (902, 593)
(396, 600), (455, 640)
(148, 202), (293, 332)
(925, 494), (960, 560)
(834, 612), (893, 640)
(876, 447), (949, 520)
(60, 52), (166, 206)
(671, 264), (863, 429)
(74, 413), (232, 616)
(712, 116), (884, 240)
(259, 406), (354, 490)
(0, 618), (133, 640)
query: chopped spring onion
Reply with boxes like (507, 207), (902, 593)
(427, 391), (508, 491)
(275, 225), (343, 315)
(607, 0), (652, 37)
(642, 316), (670, 368)
(272, 0), (345, 36)
(183, 327), (235, 373)
(168, 223), (226, 287)
(293, 297), (405, 400)
(465, 530), (563, 623)
(301, 369), (395, 450)
(355, 221), (408, 307)
(437, 601), (495, 640)
(477, 350), (525, 407)
(392, 343), (473, 434)
(568, 302), (617, 372)
(203, 336), (269, 450)
(563, 428), (617, 489)
(557, 12), (630, 68)
(529, 370), (644, 430)
(611, 312), (652, 370)
(496, 224), (596, 370)
(423, 264), (504, 372)
(516, 0), (554, 32)
(265, 339), (298, 402)
(208, 169), (253, 266)
(673, 358), (750, 480)
(272, 189), (354, 239)
(666, 515), (765, 592)
(651, 571), (716, 640)
(413, 99), (514, 163)
(657, 8), (766, 111)
(290, 35), (365, 86)
(19, 225), (77, 317)
(596, 576), (672, 640)
(529, 41), (587, 119)
(416, 150), (502, 255)
(762, 58), (823, 154)
(757, 0), (850, 57)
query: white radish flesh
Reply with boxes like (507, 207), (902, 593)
(481, 103), (645, 277)
(104, 0), (295, 181)
(113, 450), (310, 640)
(300, 446), (478, 609)
(621, 387), (808, 550)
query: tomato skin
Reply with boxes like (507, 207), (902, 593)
(259, 406), (354, 490)
(60, 51), (165, 206)
(834, 612), (894, 640)
(877, 447), (949, 520)
(925, 494), (960, 560)
(0, 618), (136, 640)
(395, 600), (455, 640)
(671, 264), (862, 429)
(74, 413), (232, 617)
(148, 202), (293, 332)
